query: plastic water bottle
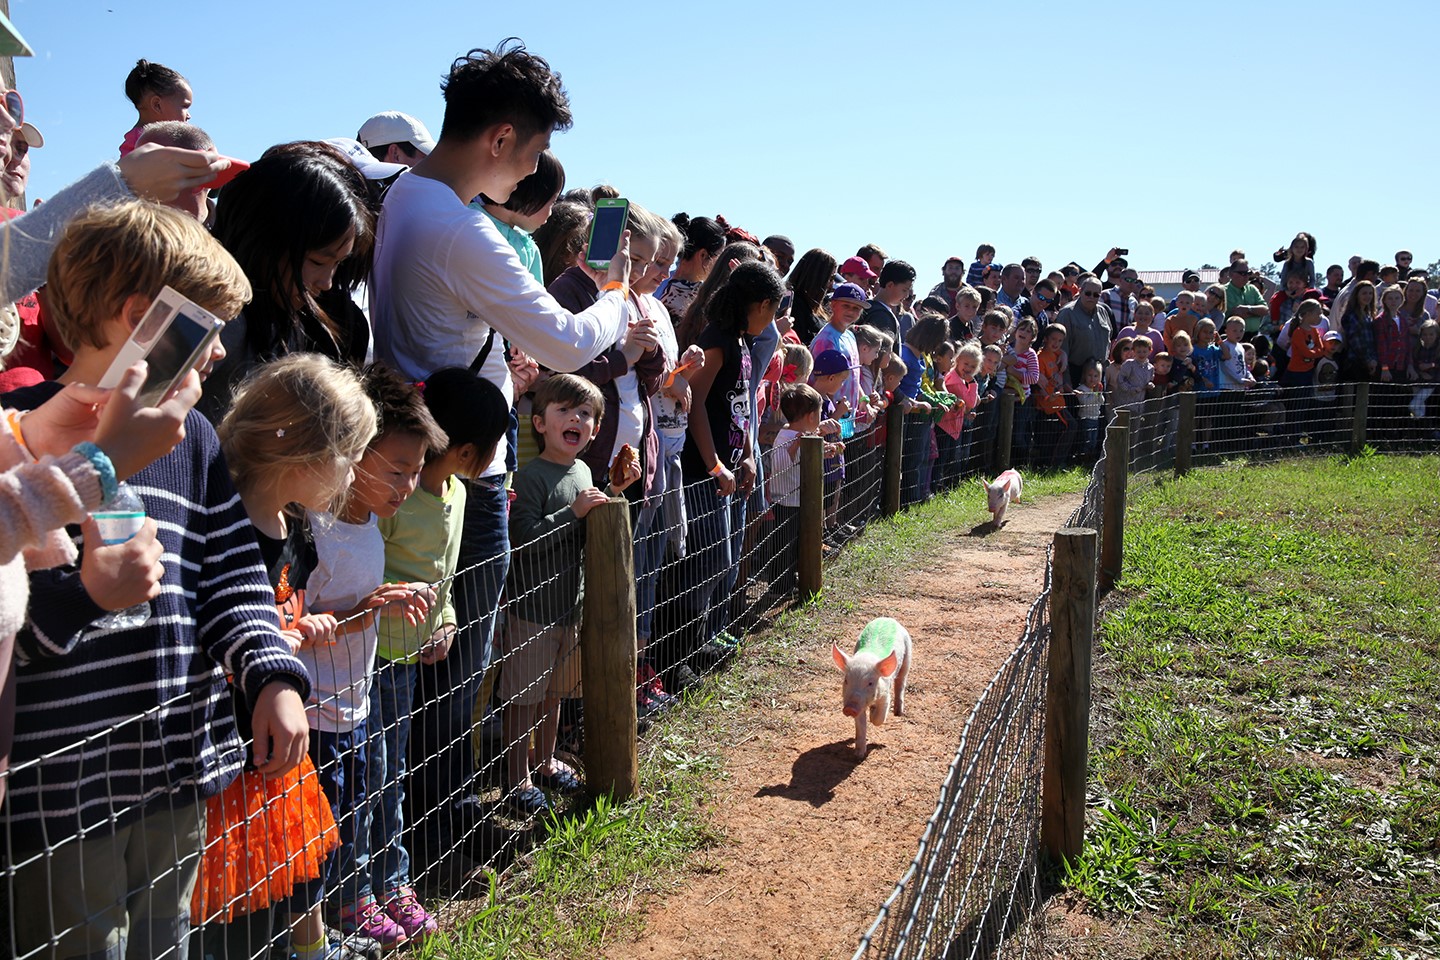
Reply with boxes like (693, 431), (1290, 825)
(91, 483), (153, 631)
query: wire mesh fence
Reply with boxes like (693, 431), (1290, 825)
(3, 376), (1435, 959)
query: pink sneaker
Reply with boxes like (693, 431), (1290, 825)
(340, 895), (409, 951)
(384, 885), (438, 940)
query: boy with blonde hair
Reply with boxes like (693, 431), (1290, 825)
(4, 200), (311, 958)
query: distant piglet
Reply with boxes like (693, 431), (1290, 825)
(832, 617), (912, 759)
(979, 469), (1023, 526)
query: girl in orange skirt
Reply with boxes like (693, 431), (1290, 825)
(197, 355), (380, 959)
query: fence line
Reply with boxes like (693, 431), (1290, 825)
(2, 380), (1436, 959)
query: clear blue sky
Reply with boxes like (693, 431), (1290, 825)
(10, 0), (1439, 283)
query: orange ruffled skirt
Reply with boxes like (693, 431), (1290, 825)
(191, 754), (339, 924)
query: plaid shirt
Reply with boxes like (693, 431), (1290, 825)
(1374, 313), (1410, 374)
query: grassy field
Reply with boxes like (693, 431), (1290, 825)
(1063, 453), (1440, 959)
(424, 469), (1089, 959)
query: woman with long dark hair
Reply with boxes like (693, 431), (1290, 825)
(659, 213), (725, 323)
(787, 248), (838, 345)
(200, 143), (374, 420)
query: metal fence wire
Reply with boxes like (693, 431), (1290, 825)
(1, 377), (1435, 960)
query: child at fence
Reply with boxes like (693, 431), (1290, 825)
(1031, 323), (1073, 468)
(938, 342), (981, 484)
(200, 355), (378, 960)
(297, 364), (439, 949)
(1164, 291), (1198, 350)
(951, 285), (983, 342)
(1190, 319), (1227, 450)
(1002, 317), (1039, 467)
(1104, 336), (1133, 397)
(851, 326), (884, 426)
(503, 373), (641, 816)
(765, 384), (841, 595)
(810, 349), (851, 535)
(1169, 331), (1198, 393)
(1074, 361), (1105, 461)
(810, 281), (866, 425)
(3, 200), (312, 960)
(371, 367), (508, 940)
(1410, 320), (1439, 429)
(1279, 300), (1333, 442)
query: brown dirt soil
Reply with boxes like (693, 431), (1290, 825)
(603, 492), (1083, 960)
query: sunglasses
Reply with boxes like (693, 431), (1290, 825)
(2, 89), (21, 127)
(1081, 290), (1102, 298)
(1035, 294), (1055, 305)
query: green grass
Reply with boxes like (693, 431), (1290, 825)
(1064, 454), (1440, 959)
(431, 469), (1089, 958)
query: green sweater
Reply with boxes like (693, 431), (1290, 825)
(376, 475), (465, 662)
(508, 457), (596, 626)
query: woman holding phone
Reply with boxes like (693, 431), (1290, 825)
(199, 142), (374, 422)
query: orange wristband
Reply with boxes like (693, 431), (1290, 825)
(601, 281), (627, 294)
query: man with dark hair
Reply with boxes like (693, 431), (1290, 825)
(996, 263), (1031, 317)
(929, 256), (965, 313)
(856, 243), (887, 277)
(371, 39), (632, 864)
(357, 110), (436, 169)
(763, 235), (795, 276)
(1102, 266), (1141, 332)
(1021, 256), (1042, 295)
(1224, 260), (1271, 337)
(859, 259), (916, 344)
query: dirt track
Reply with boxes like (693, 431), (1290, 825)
(603, 493), (1082, 960)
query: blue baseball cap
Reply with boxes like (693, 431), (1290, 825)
(830, 282), (869, 304)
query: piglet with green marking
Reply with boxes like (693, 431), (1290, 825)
(832, 617), (912, 759)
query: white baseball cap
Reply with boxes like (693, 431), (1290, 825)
(19, 121), (42, 148)
(356, 111), (435, 154)
(325, 137), (408, 180)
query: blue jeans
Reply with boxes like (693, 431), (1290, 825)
(310, 724), (371, 908)
(900, 416), (931, 507)
(369, 658), (418, 896)
(410, 477), (509, 853)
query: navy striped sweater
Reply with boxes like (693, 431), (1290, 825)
(2, 382), (311, 849)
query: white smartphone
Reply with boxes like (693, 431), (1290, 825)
(98, 286), (225, 406)
(584, 198), (630, 271)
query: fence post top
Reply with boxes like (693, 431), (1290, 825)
(1055, 526), (1097, 540)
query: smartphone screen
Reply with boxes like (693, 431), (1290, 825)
(586, 201), (629, 268)
(138, 304), (219, 405)
(99, 286), (224, 405)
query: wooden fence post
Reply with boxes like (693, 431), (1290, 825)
(1043, 527), (1098, 866)
(1098, 416), (1130, 593)
(581, 499), (639, 800)
(797, 435), (825, 600)
(995, 391), (1015, 474)
(1350, 380), (1369, 454)
(1174, 392), (1196, 477)
(883, 401), (903, 517)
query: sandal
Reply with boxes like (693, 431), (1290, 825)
(533, 765), (584, 793)
(503, 784), (552, 817)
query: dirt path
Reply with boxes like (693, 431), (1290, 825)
(603, 492), (1082, 960)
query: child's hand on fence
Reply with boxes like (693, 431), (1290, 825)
(251, 680), (308, 778)
(833, 397), (851, 417)
(420, 623), (456, 665)
(358, 582), (435, 627)
(572, 487), (610, 518)
(293, 613), (338, 649)
(819, 418), (841, 436)
(823, 441), (845, 457)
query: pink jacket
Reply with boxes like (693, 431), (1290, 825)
(939, 370), (979, 440)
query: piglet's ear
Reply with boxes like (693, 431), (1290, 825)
(876, 651), (899, 678)
(832, 643), (849, 672)
(978, 479), (989, 493)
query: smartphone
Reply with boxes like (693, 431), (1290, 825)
(1115, 248), (1130, 257)
(98, 285), (225, 405)
(585, 198), (630, 271)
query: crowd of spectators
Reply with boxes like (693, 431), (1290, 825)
(0, 39), (1433, 960)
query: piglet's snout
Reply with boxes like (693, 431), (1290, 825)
(843, 705), (859, 717)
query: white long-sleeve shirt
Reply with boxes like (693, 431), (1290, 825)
(371, 172), (627, 474)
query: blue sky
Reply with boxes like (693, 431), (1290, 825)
(10, 0), (1439, 284)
